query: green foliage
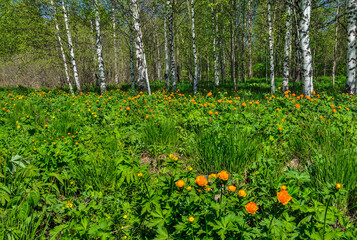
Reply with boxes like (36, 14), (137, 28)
(0, 83), (356, 239)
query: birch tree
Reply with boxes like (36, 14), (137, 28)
(267, 0), (275, 93)
(282, 0), (292, 92)
(332, 0), (339, 88)
(167, 0), (177, 91)
(299, 0), (313, 97)
(131, 0), (151, 94)
(248, 0), (253, 79)
(50, 0), (74, 95)
(112, 6), (119, 84)
(164, 17), (170, 89)
(94, 0), (106, 93)
(345, 0), (357, 95)
(62, 0), (81, 93)
(191, 0), (198, 94)
(211, 1), (219, 86)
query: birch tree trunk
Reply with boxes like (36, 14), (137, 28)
(131, 0), (151, 94)
(62, 0), (81, 93)
(282, 0), (292, 92)
(50, 0), (74, 96)
(332, 0), (339, 88)
(248, 0), (253, 79)
(130, 28), (135, 90)
(211, 1), (219, 86)
(231, 0), (236, 90)
(156, 34), (161, 80)
(112, 6), (118, 84)
(167, 0), (177, 91)
(191, 0), (198, 94)
(94, 0), (106, 93)
(299, 0), (313, 97)
(345, 0), (357, 94)
(268, 0), (275, 93)
(164, 17), (170, 89)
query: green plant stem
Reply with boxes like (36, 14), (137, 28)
(323, 196), (332, 239)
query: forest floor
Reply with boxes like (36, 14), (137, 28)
(1, 77), (357, 239)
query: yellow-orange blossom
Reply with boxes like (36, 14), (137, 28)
(195, 175), (208, 186)
(277, 190), (292, 205)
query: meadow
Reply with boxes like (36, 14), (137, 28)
(1, 78), (357, 239)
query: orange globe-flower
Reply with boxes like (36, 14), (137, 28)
(228, 186), (236, 192)
(175, 180), (185, 188)
(277, 190), (292, 205)
(335, 183), (342, 190)
(218, 170), (229, 181)
(195, 175), (208, 187)
(238, 189), (247, 197)
(245, 202), (258, 214)
(295, 103), (300, 109)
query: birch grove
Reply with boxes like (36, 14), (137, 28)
(1, 0), (355, 96)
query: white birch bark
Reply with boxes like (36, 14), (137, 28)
(282, 0), (292, 92)
(130, 28), (135, 90)
(268, 0), (275, 93)
(62, 0), (81, 92)
(248, 0), (253, 79)
(94, 0), (106, 93)
(164, 17), (170, 89)
(112, 6), (119, 84)
(191, 0), (198, 94)
(156, 34), (161, 80)
(131, 0), (151, 94)
(332, 0), (339, 88)
(299, 0), (313, 96)
(167, 0), (177, 91)
(345, 0), (357, 94)
(211, 2), (219, 86)
(50, 0), (74, 96)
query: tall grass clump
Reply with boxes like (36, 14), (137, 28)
(193, 126), (261, 174)
(141, 118), (179, 156)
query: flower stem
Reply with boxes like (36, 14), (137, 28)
(323, 196), (332, 239)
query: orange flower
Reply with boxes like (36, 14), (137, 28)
(218, 170), (229, 181)
(295, 104), (300, 109)
(278, 127), (283, 131)
(333, 109), (337, 113)
(126, 107), (130, 111)
(319, 116), (323, 119)
(209, 174), (217, 179)
(228, 186), (236, 192)
(208, 111), (213, 115)
(277, 190), (292, 205)
(242, 102), (246, 107)
(335, 183), (342, 190)
(175, 180), (185, 188)
(195, 175), (208, 187)
(215, 111), (218, 115)
(238, 189), (246, 197)
(245, 202), (258, 214)
(207, 92), (212, 97)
